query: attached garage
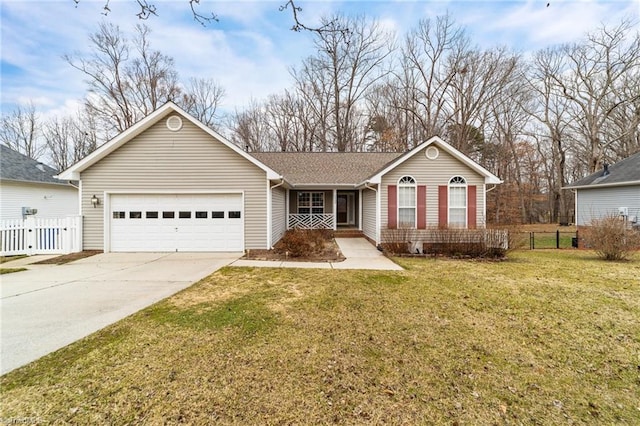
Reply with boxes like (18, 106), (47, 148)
(57, 102), (282, 252)
(109, 193), (243, 252)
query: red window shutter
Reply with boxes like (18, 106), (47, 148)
(468, 185), (477, 229)
(438, 185), (448, 228)
(417, 185), (426, 229)
(388, 185), (397, 229)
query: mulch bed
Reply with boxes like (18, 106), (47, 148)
(32, 250), (103, 265)
(244, 239), (345, 262)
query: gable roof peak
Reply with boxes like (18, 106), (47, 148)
(365, 136), (502, 185)
(56, 102), (280, 181)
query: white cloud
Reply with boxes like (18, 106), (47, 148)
(485, 0), (639, 50)
(2, 0), (639, 120)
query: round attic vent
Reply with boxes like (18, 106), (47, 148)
(425, 146), (439, 160)
(166, 115), (183, 131)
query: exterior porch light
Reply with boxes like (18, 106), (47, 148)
(91, 194), (100, 208)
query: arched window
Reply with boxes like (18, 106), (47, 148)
(448, 176), (467, 228)
(398, 176), (416, 228)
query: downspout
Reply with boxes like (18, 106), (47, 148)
(364, 182), (379, 245)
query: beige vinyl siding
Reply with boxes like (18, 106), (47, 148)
(0, 181), (78, 220)
(576, 185), (640, 226)
(271, 186), (287, 246)
(80, 112), (268, 250)
(380, 148), (486, 229)
(362, 187), (377, 242)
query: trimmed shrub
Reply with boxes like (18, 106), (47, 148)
(582, 215), (640, 261)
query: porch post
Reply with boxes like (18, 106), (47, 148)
(333, 189), (337, 230)
(358, 189), (363, 230)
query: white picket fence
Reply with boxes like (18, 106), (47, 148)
(0, 216), (82, 256)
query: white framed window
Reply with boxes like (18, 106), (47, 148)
(398, 176), (416, 228)
(449, 176), (467, 228)
(298, 192), (324, 214)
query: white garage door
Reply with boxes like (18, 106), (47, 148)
(110, 194), (243, 252)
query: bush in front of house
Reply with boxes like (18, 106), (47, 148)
(582, 215), (640, 261)
(274, 229), (334, 258)
(380, 227), (510, 259)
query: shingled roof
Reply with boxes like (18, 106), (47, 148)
(0, 144), (65, 185)
(565, 151), (640, 189)
(250, 152), (400, 186)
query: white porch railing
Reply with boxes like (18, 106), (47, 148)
(288, 213), (335, 230)
(1, 216), (82, 256)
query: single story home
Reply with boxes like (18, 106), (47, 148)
(564, 151), (640, 229)
(1, 144), (78, 221)
(57, 102), (502, 252)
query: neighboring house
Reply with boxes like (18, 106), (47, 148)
(565, 151), (640, 229)
(0, 144), (78, 221)
(57, 102), (502, 253)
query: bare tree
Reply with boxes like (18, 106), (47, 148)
(445, 46), (520, 160)
(228, 101), (271, 152)
(180, 77), (226, 130)
(65, 23), (181, 136)
(528, 47), (575, 223)
(484, 60), (535, 223)
(292, 14), (393, 151)
(73, 0), (343, 31)
(548, 20), (640, 172)
(43, 111), (98, 171)
(291, 63), (333, 151)
(400, 14), (465, 142)
(0, 103), (45, 160)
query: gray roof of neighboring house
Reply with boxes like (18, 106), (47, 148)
(251, 152), (401, 186)
(0, 144), (65, 185)
(566, 151), (640, 189)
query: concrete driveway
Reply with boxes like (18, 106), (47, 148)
(0, 252), (240, 375)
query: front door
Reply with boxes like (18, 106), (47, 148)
(336, 191), (357, 226)
(337, 194), (348, 224)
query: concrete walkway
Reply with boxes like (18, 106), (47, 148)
(0, 252), (240, 375)
(230, 238), (403, 270)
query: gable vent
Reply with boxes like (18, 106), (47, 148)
(166, 115), (183, 132)
(425, 146), (439, 160)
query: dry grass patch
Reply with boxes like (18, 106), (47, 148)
(1, 251), (639, 424)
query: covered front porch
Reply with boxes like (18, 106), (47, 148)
(287, 189), (360, 230)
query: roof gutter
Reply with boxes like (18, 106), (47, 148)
(270, 177), (285, 190)
(364, 181), (377, 193)
(563, 180), (640, 190)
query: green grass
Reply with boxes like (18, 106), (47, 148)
(0, 255), (27, 264)
(1, 251), (639, 424)
(513, 231), (577, 249)
(0, 267), (26, 274)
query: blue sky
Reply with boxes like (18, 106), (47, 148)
(1, 0), (638, 120)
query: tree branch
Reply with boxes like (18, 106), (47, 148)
(279, 0), (349, 36)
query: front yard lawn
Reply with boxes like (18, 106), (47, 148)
(1, 251), (638, 424)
